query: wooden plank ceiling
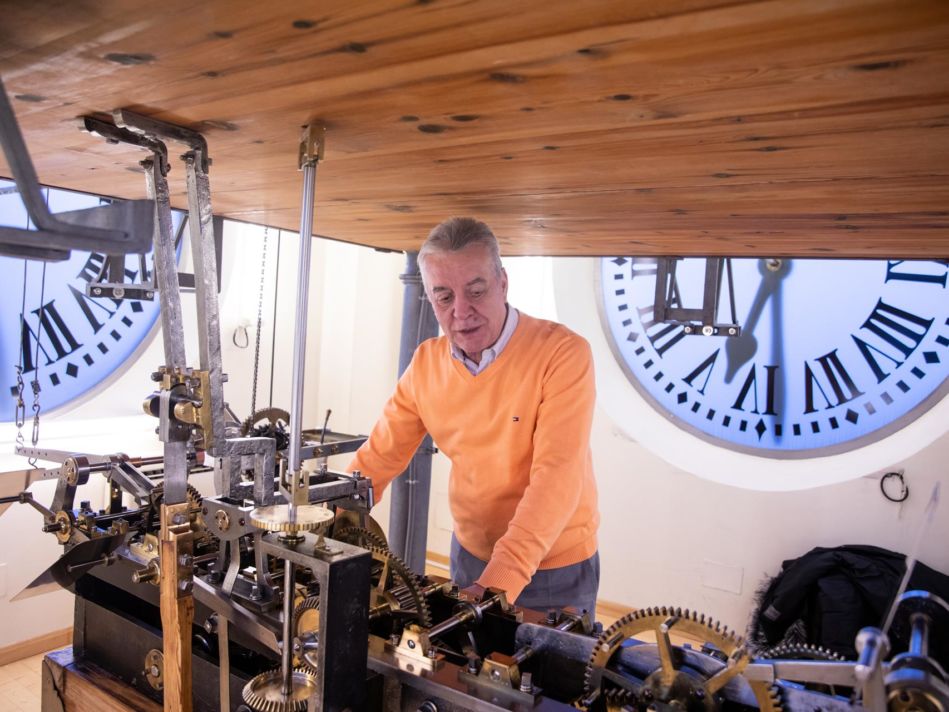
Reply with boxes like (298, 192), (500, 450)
(1, 0), (948, 257)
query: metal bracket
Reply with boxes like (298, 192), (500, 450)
(0, 78), (154, 260)
(653, 257), (741, 336)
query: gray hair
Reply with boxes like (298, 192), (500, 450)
(418, 217), (503, 275)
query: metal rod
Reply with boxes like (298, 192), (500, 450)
(281, 560), (296, 695)
(287, 148), (319, 512)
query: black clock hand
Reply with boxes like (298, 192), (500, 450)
(724, 259), (790, 384)
(770, 281), (786, 426)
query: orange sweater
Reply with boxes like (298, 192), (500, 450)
(349, 313), (599, 602)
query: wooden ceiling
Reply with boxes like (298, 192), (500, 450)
(1, 0), (948, 257)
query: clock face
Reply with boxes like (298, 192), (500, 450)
(598, 257), (949, 456)
(1, 180), (182, 421)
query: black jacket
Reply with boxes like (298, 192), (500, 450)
(750, 544), (949, 665)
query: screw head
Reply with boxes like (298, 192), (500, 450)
(407, 639), (416, 649)
(490, 669), (501, 681)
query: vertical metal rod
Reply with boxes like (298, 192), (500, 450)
(146, 159), (187, 368)
(184, 152), (226, 455)
(281, 560), (296, 695)
(217, 617), (230, 712)
(287, 159), (318, 515)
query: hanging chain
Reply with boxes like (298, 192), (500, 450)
(28, 261), (48, 465)
(249, 226), (270, 419)
(14, 260), (28, 453)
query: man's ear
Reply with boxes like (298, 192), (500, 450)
(500, 267), (509, 297)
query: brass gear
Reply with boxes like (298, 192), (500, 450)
(582, 606), (768, 711)
(331, 512), (388, 549)
(293, 595), (321, 671)
(146, 482), (206, 540)
(241, 666), (317, 712)
(249, 504), (334, 533)
(334, 527), (432, 629)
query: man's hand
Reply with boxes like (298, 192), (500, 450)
(459, 583), (487, 602)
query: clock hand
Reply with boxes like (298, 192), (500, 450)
(723, 259), (790, 384)
(770, 281), (786, 428)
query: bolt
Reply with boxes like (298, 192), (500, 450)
(249, 584), (262, 600)
(728, 327), (737, 336)
(694, 689), (705, 700)
(546, 608), (558, 625)
(427, 647), (437, 659)
(150, 664), (160, 677)
(490, 669), (501, 681)
(702, 325), (714, 336)
(178, 554), (193, 567)
(93, 287), (102, 295)
(684, 325), (693, 334)
(519, 672), (533, 693)
(643, 689), (654, 701)
(407, 639), (416, 649)
(178, 580), (193, 593)
(204, 615), (218, 634)
(113, 287), (125, 299)
(389, 634), (401, 646)
(172, 513), (185, 525)
(146, 292), (154, 299)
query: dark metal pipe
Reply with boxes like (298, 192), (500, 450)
(388, 251), (438, 574)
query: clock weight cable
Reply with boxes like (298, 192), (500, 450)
(13, 255), (47, 467)
(249, 225), (270, 419)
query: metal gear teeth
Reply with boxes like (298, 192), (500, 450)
(335, 525), (389, 551)
(366, 544), (432, 627)
(604, 688), (635, 712)
(241, 666), (316, 712)
(582, 604), (746, 701)
(759, 643), (844, 661)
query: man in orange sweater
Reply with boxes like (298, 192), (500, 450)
(349, 217), (600, 614)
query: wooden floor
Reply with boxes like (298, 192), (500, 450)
(0, 652), (46, 712)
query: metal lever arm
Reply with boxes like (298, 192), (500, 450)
(0, 78), (154, 258)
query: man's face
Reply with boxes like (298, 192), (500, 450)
(421, 244), (509, 363)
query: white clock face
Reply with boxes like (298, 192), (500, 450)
(598, 257), (949, 456)
(1, 180), (181, 420)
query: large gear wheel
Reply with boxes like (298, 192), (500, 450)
(581, 606), (778, 712)
(334, 526), (432, 629)
(241, 666), (317, 712)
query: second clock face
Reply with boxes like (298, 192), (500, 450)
(598, 257), (949, 456)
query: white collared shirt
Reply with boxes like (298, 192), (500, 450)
(450, 306), (519, 375)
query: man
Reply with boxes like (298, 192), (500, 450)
(348, 217), (600, 614)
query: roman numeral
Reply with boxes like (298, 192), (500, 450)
(731, 364), (779, 415)
(804, 350), (863, 413)
(884, 260), (948, 287)
(851, 300), (933, 383)
(683, 349), (719, 395)
(68, 285), (116, 334)
(20, 300), (81, 373)
(637, 304), (686, 357)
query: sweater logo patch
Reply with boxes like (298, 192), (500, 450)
(512, 416), (519, 422)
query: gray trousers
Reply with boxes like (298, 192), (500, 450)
(450, 534), (600, 617)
